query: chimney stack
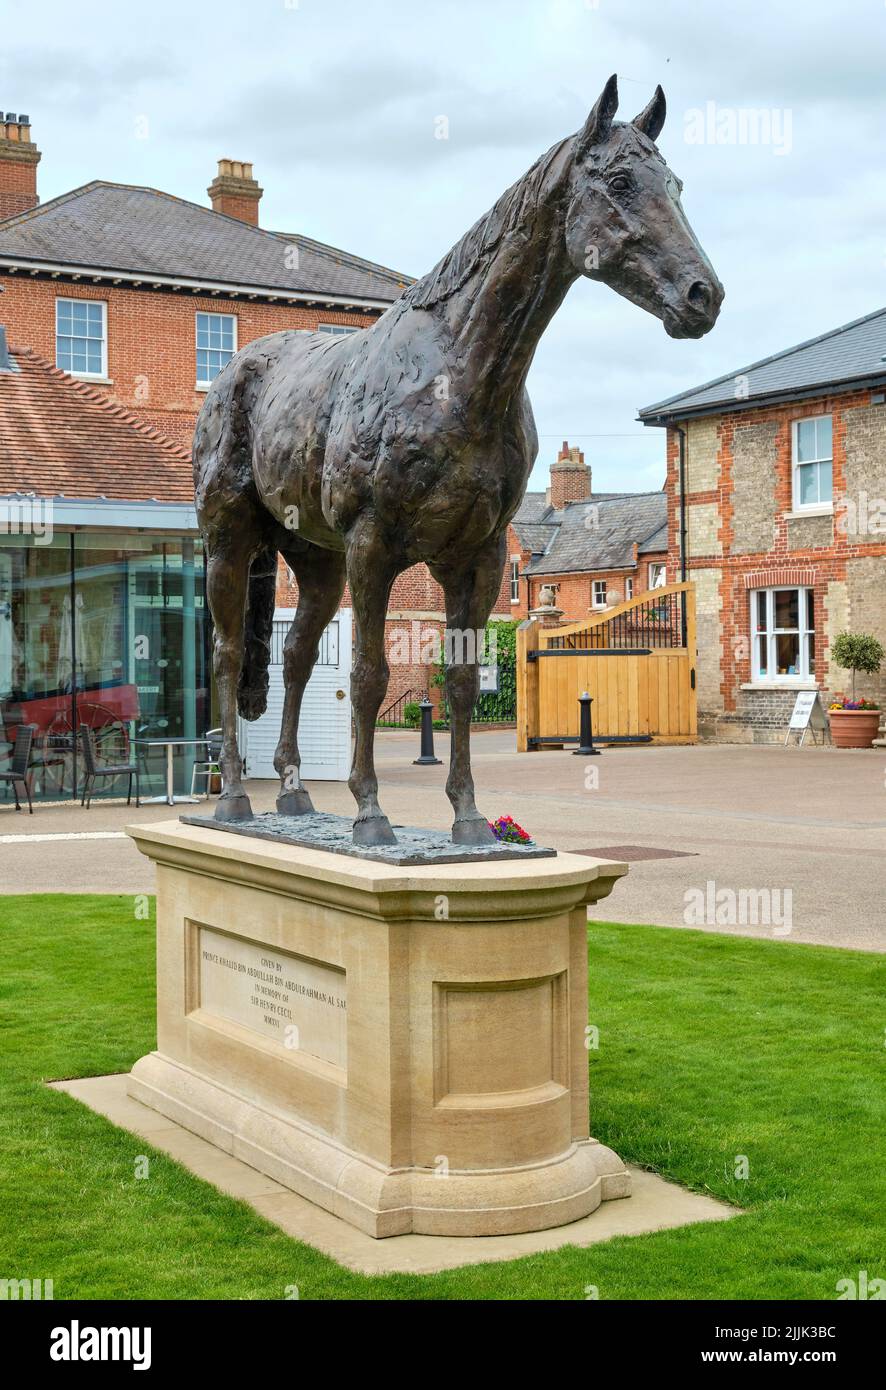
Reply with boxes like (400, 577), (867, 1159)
(207, 158), (263, 226)
(0, 113), (41, 220)
(547, 440), (592, 509)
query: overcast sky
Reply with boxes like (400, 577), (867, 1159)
(2, 0), (884, 492)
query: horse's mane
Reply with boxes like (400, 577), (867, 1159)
(405, 136), (573, 311)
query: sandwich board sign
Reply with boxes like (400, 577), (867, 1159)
(784, 690), (830, 746)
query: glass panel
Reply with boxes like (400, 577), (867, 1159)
(757, 635), (768, 675)
(73, 534), (208, 799)
(775, 632), (800, 675)
(796, 419), (817, 462)
(808, 632), (815, 668)
(818, 459), (832, 503)
(774, 589), (799, 630)
(806, 589), (815, 630)
(815, 416), (832, 459)
(0, 533), (76, 802)
(756, 591), (767, 631)
(2, 534), (208, 802)
(798, 462), (818, 505)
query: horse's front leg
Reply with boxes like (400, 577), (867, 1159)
(436, 537), (506, 845)
(346, 523), (399, 846)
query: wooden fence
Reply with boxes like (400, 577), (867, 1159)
(517, 582), (697, 749)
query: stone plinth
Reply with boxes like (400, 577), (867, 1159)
(127, 820), (631, 1238)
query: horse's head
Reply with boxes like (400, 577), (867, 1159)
(564, 75), (723, 339)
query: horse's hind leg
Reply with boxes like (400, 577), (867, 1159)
(205, 517), (268, 822)
(274, 540), (346, 815)
(433, 537), (505, 845)
(346, 522), (398, 845)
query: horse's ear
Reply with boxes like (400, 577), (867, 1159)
(632, 85), (666, 142)
(577, 74), (619, 152)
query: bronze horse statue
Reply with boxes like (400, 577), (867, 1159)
(194, 75), (723, 846)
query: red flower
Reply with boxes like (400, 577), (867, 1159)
(488, 815), (533, 844)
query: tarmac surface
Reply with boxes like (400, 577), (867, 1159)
(2, 730), (883, 951)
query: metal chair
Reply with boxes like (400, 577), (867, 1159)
(78, 725), (140, 808)
(0, 724), (35, 813)
(190, 728), (223, 798)
(29, 730), (73, 798)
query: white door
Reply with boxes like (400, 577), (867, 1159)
(240, 608), (352, 781)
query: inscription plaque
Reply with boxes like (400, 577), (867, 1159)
(197, 926), (347, 1069)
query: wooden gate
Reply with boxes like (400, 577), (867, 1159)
(517, 582), (697, 749)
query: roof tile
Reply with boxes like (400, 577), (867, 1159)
(0, 347), (194, 502)
(0, 182), (412, 303)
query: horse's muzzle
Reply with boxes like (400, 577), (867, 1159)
(663, 276), (724, 339)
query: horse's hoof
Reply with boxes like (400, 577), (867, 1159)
(276, 787), (315, 817)
(353, 815), (397, 847)
(451, 815), (497, 846)
(214, 793), (253, 823)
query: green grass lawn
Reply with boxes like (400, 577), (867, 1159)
(0, 894), (883, 1300)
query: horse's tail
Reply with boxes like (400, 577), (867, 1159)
(237, 546), (278, 721)
(193, 354), (278, 723)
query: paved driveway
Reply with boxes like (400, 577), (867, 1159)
(2, 732), (883, 951)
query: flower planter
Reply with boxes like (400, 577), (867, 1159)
(828, 709), (881, 748)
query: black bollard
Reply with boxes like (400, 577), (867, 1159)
(573, 690), (600, 755)
(413, 698), (442, 765)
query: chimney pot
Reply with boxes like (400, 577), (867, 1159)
(208, 157), (263, 225)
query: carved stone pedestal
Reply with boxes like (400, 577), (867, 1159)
(127, 820), (631, 1238)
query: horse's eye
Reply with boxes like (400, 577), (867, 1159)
(609, 175), (631, 194)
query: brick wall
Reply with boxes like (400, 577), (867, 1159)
(0, 273), (375, 450)
(667, 388), (886, 742)
(0, 157), (39, 220)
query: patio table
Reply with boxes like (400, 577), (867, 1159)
(135, 736), (210, 807)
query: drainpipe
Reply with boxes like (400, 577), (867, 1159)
(675, 423), (688, 648)
(675, 424), (688, 583)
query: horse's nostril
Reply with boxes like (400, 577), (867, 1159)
(687, 280), (712, 311)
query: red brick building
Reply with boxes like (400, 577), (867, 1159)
(639, 308), (886, 741)
(507, 442), (668, 623)
(0, 116), (409, 449)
